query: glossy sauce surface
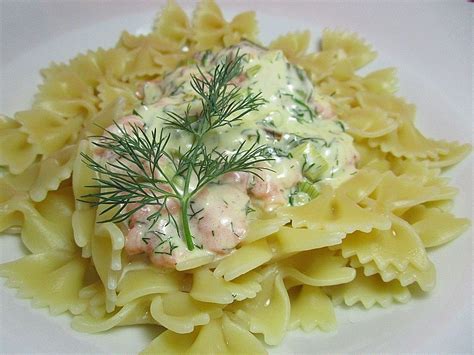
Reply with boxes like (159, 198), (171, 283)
(100, 42), (359, 268)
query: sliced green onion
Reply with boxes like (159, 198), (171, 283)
(291, 142), (329, 182)
(246, 64), (262, 77)
(296, 181), (319, 199)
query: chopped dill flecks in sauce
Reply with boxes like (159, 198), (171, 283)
(83, 41), (358, 269)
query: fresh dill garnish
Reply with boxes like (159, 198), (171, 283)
(244, 201), (256, 215)
(162, 51), (264, 136)
(266, 147), (292, 158)
(80, 52), (271, 252)
(132, 109), (142, 118)
(188, 205), (204, 220)
(335, 120), (346, 132)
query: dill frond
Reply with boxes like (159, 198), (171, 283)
(81, 52), (271, 251)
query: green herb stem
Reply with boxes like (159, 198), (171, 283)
(80, 51), (271, 252)
(181, 196), (194, 250)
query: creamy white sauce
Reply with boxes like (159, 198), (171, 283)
(101, 42), (358, 268)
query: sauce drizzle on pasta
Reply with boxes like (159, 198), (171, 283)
(95, 42), (358, 268)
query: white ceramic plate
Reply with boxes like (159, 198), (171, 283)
(0, 1), (471, 353)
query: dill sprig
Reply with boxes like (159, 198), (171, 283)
(163, 51), (264, 136)
(81, 52), (270, 251)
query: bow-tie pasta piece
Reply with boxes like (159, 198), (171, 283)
(269, 31), (311, 63)
(349, 255), (436, 292)
(192, 0), (258, 50)
(117, 267), (184, 306)
(0, 186), (76, 253)
(370, 171), (457, 215)
(76, 281), (108, 319)
(91, 222), (126, 312)
(341, 107), (398, 138)
(319, 68), (400, 115)
(153, 0), (192, 48)
(322, 68), (399, 114)
(0, 115), (40, 174)
(279, 248), (356, 287)
(242, 214), (290, 244)
(42, 47), (129, 97)
(190, 267), (262, 304)
(271, 226), (345, 256)
(354, 93), (447, 160)
(424, 140), (472, 169)
(34, 70), (98, 121)
(387, 157), (440, 183)
(72, 295), (155, 333)
(72, 139), (99, 207)
(224, 11), (258, 46)
(117, 32), (184, 81)
(356, 91), (415, 121)
(40, 61), (68, 82)
(368, 119), (450, 160)
(402, 205), (470, 248)
(332, 215), (430, 273)
(97, 80), (139, 113)
(325, 57), (354, 82)
(321, 29), (377, 70)
(361, 67), (399, 94)
(213, 239), (273, 281)
(336, 167), (384, 203)
(53, 48), (138, 113)
(318, 77), (363, 116)
(27, 145), (77, 202)
(175, 254), (217, 272)
(83, 98), (126, 136)
(72, 140), (99, 258)
(15, 109), (82, 156)
(0, 180), (23, 233)
(356, 93), (451, 160)
(150, 291), (223, 334)
(0, 144), (77, 203)
(226, 267), (290, 346)
(142, 313), (266, 355)
(68, 48), (130, 88)
(325, 270), (411, 308)
(298, 51), (343, 85)
(270, 29), (369, 110)
(278, 185), (391, 234)
(153, 47), (189, 74)
(288, 285), (337, 332)
(0, 251), (88, 315)
(353, 140), (389, 171)
(301, 29), (374, 83)
(423, 199), (454, 213)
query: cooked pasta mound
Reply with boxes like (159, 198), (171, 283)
(0, 0), (471, 353)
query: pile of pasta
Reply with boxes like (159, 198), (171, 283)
(0, 0), (471, 353)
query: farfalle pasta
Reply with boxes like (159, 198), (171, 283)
(0, 115), (40, 174)
(193, 0), (258, 50)
(0, 186), (76, 253)
(0, 0), (471, 354)
(0, 250), (89, 315)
